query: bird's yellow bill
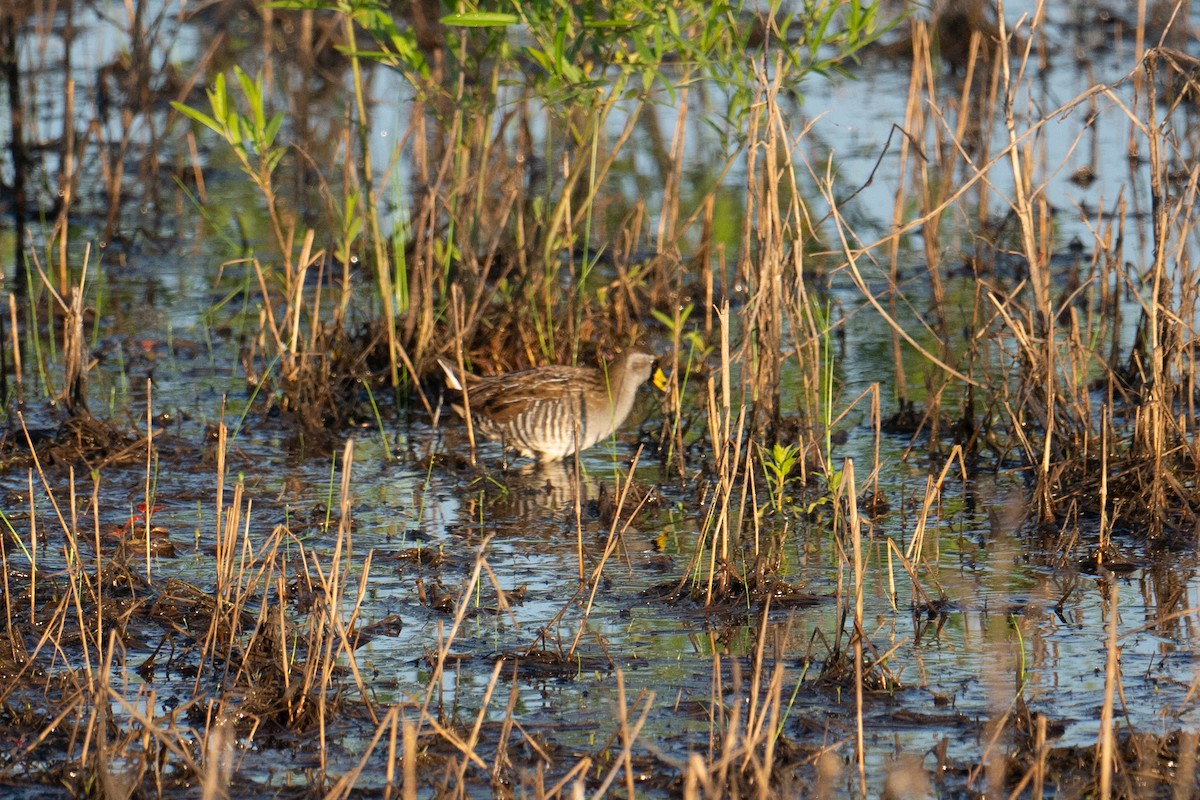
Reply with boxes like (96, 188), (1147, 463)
(652, 367), (668, 392)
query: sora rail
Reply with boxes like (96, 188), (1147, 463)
(437, 347), (667, 464)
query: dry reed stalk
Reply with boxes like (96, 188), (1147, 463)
(1034, 712), (1047, 800)
(888, 20), (927, 409)
(28, 244), (91, 414)
(402, 716), (417, 800)
(756, 663), (785, 798)
(80, 628), (118, 774)
(1112, 50), (1200, 535)
(684, 305), (747, 602)
(699, 629), (791, 799)
(1127, 0), (1148, 161)
(0, 589), (77, 710)
(655, 88), (689, 256)
(326, 704), (406, 800)
(707, 632), (722, 764)
(191, 474), (242, 700)
(1098, 405), (1110, 562)
(913, 21), (950, 331)
(715, 658), (741, 791)
(704, 630), (733, 771)
(704, 401), (746, 603)
(17, 409), (80, 559)
(540, 755), (592, 799)
(843, 458), (867, 795)
(449, 658), (504, 789)
(107, 684), (204, 785)
(280, 438), (381, 761)
(972, 681), (1016, 794)
(7, 686), (84, 778)
(883, 538), (938, 612)
(738, 57), (787, 437)
(417, 534), (490, 724)
(142, 379), (155, 580)
(1098, 578), (1119, 799)
(1005, 705), (1050, 799)
(489, 666), (521, 788)
(617, 669), (638, 800)
(213, 522), (295, 708)
(0, 514), (12, 660)
(824, 192), (976, 387)
(26, 468), (36, 624)
(580, 450), (647, 620)
(1173, 730), (1196, 800)
(744, 451), (763, 562)
(683, 753), (713, 800)
(199, 712), (232, 800)
(700, 200), (716, 330)
(449, 284), (477, 467)
(904, 446), (966, 590)
(998, 1), (1060, 519)
(403, 111), (441, 363)
(214, 417), (226, 579)
(744, 603), (769, 756)
(63, 470), (97, 681)
(51, 65), (78, 295)
(660, 296), (691, 478)
(7, 291), (21, 401)
(572, 452), (586, 583)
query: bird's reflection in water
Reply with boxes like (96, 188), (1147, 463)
(455, 460), (666, 565)
(460, 461), (589, 523)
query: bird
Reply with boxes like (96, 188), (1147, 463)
(436, 347), (667, 464)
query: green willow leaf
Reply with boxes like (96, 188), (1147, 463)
(169, 102), (223, 136)
(440, 12), (518, 27)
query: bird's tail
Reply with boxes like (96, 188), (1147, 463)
(436, 357), (465, 392)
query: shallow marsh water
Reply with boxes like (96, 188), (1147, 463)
(4, 0), (1200, 797)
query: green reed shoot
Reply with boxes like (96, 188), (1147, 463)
(759, 441), (800, 513)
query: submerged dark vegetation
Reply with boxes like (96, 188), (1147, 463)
(2, 0), (1200, 796)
